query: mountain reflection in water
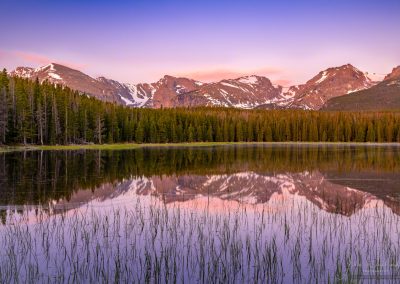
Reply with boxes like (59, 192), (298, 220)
(1, 144), (400, 283)
(0, 144), (399, 217)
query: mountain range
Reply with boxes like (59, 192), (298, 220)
(10, 63), (400, 110)
(323, 66), (400, 110)
(52, 170), (400, 217)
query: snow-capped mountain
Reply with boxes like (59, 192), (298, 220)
(284, 64), (374, 110)
(10, 63), (131, 104)
(10, 64), (204, 107)
(50, 170), (400, 217)
(11, 66), (35, 79)
(323, 65), (400, 111)
(130, 171), (385, 216)
(133, 75), (202, 108)
(10, 63), (393, 110)
(176, 75), (284, 108)
(174, 64), (376, 110)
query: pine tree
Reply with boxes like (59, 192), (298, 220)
(309, 120), (318, 142)
(0, 87), (8, 144)
(284, 121), (291, 141)
(206, 124), (213, 142)
(187, 124), (195, 142)
(0, 73), (399, 146)
(366, 122), (376, 142)
(0, 70), (9, 144)
(355, 124), (366, 142)
(264, 125), (272, 142)
(396, 125), (400, 142)
(135, 120), (145, 143)
(235, 121), (243, 142)
(301, 120), (308, 142)
(94, 114), (105, 144)
(49, 93), (61, 144)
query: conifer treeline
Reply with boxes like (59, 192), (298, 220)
(0, 69), (400, 145)
(1, 146), (399, 207)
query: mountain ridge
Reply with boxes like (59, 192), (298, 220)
(10, 63), (397, 110)
(323, 65), (400, 111)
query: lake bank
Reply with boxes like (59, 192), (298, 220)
(1, 141), (400, 152)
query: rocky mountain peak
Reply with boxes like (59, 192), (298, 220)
(161, 74), (177, 81)
(10, 66), (34, 78)
(384, 66), (400, 81)
(310, 64), (370, 85)
(287, 64), (373, 109)
(9, 62), (398, 111)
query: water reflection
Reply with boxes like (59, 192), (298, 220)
(0, 145), (399, 216)
(0, 145), (400, 282)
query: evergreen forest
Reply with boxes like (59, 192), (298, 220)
(1, 69), (400, 145)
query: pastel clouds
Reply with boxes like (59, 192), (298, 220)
(177, 67), (291, 85)
(273, 79), (292, 87)
(1, 50), (88, 71)
(13, 51), (51, 65)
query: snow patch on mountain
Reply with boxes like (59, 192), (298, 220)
(238, 76), (259, 85)
(315, 71), (328, 84)
(11, 67), (34, 79)
(175, 84), (186, 94)
(119, 94), (135, 106)
(221, 82), (241, 89)
(34, 63), (53, 73)
(346, 87), (365, 94)
(48, 72), (62, 80)
(125, 84), (152, 107)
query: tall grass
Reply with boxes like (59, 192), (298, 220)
(0, 194), (399, 283)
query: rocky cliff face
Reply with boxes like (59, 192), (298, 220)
(323, 65), (400, 111)
(286, 64), (373, 109)
(149, 75), (201, 108)
(176, 76), (283, 108)
(384, 66), (400, 81)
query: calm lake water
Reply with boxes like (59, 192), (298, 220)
(0, 145), (399, 283)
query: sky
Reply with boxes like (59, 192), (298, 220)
(1, 0), (399, 85)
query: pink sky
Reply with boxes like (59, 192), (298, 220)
(1, 0), (399, 85)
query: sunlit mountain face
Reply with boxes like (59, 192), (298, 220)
(10, 63), (383, 110)
(1, 145), (399, 218)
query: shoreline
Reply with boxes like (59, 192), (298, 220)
(1, 141), (400, 152)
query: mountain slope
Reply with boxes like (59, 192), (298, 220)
(11, 64), (286, 108)
(145, 75), (201, 108)
(323, 66), (400, 111)
(176, 75), (283, 108)
(286, 64), (373, 110)
(11, 64), (204, 108)
(11, 63), (129, 104)
(384, 66), (400, 81)
(11, 63), (396, 110)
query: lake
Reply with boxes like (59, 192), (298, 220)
(0, 144), (399, 283)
